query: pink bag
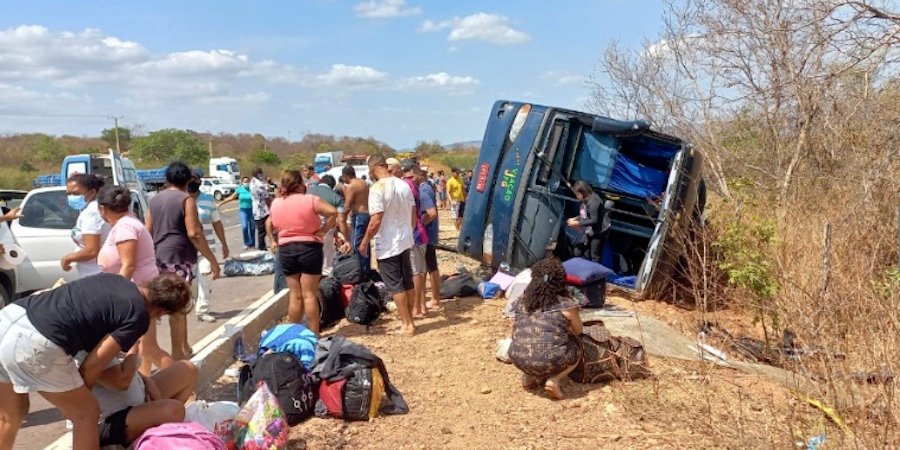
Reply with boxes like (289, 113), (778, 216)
(134, 422), (227, 450)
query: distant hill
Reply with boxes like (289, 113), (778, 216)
(443, 140), (481, 151)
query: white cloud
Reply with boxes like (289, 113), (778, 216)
(402, 72), (479, 92)
(419, 19), (444, 32)
(354, 0), (421, 19)
(419, 13), (530, 45)
(540, 71), (587, 86)
(315, 64), (389, 87)
(0, 25), (148, 84)
(136, 50), (251, 75)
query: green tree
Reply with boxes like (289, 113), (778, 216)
(131, 129), (207, 166)
(19, 160), (35, 172)
(252, 149), (281, 166)
(34, 134), (66, 162)
(101, 127), (132, 150)
(414, 140), (445, 157)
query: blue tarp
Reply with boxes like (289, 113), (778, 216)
(573, 132), (619, 188)
(608, 153), (668, 199)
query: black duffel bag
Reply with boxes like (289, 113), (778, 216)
(346, 280), (383, 325)
(332, 252), (362, 284)
(319, 277), (346, 329)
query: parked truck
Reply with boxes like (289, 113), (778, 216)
(33, 152), (146, 192)
(209, 156), (240, 183)
(314, 151), (343, 174)
(458, 100), (705, 299)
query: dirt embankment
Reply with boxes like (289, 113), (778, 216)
(204, 211), (851, 449)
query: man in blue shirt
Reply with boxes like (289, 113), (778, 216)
(414, 167), (441, 310)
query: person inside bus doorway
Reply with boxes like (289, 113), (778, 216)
(567, 181), (610, 263)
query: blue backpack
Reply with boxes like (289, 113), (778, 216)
(258, 324), (318, 369)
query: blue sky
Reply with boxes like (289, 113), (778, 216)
(0, 0), (665, 149)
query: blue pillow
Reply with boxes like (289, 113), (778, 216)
(562, 257), (613, 286)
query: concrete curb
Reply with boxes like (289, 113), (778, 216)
(44, 287), (289, 450)
(190, 287), (288, 387)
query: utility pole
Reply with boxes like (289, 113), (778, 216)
(111, 116), (123, 153)
(287, 130), (292, 142)
(208, 138), (213, 159)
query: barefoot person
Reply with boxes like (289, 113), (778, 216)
(508, 257), (583, 400)
(398, 161), (430, 319)
(359, 155), (417, 335)
(0, 273), (192, 450)
(342, 165), (371, 278)
(413, 167), (442, 311)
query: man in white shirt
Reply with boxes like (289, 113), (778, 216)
(358, 154), (417, 336)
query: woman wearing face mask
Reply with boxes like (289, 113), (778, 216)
(61, 174), (110, 277)
(219, 176), (255, 250)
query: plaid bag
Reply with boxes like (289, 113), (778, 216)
(569, 321), (651, 383)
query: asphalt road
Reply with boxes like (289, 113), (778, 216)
(14, 206), (275, 450)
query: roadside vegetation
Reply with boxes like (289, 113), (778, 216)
(589, 0), (900, 444)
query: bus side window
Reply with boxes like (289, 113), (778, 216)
(537, 121), (567, 186)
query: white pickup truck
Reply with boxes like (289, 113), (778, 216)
(8, 186), (150, 298)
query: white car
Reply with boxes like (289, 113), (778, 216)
(200, 178), (235, 201)
(10, 186), (149, 295)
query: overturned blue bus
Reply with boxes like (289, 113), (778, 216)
(457, 100), (704, 299)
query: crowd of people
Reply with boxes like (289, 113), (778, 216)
(0, 151), (500, 448)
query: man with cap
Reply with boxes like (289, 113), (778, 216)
(447, 167), (467, 231)
(359, 154), (417, 335)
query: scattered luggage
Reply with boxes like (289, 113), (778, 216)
(232, 382), (289, 450)
(238, 352), (317, 426)
(562, 257), (612, 308)
(223, 252), (276, 277)
(478, 281), (501, 299)
(184, 400), (240, 444)
(311, 336), (409, 420)
(257, 324), (318, 369)
(318, 277), (346, 329)
(332, 252), (362, 284)
(134, 422), (227, 450)
(346, 280), (384, 326)
(440, 273), (479, 299)
(503, 269), (532, 318)
(317, 366), (386, 421)
(569, 321), (651, 384)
